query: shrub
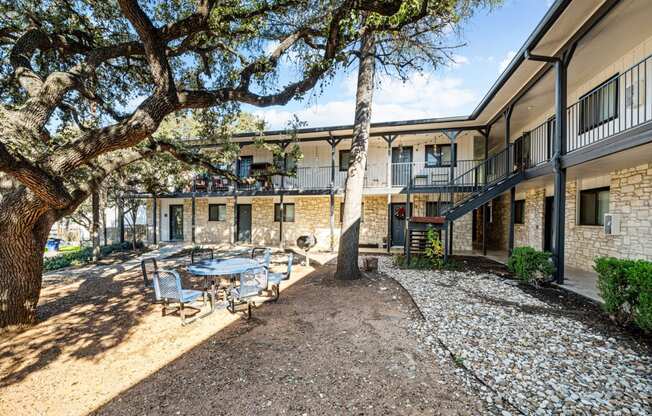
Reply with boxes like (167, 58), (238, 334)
(424, 227), (444, 269)
(43, 247), (93, 271)
(507, 246), (555, 285)
(595, 257), (652, 332)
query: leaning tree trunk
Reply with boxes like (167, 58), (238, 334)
(0, 194), (56, 329)
(335, 31), (375, 281)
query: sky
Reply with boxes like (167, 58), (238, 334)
(245, 0), (553, 130)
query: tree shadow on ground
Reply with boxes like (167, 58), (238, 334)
(0, 256), (192, 388)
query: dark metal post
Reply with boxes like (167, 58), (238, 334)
(552, 58), (568, 284)
(191, 182), (196, 244)
(152, 195), (157, 245)
(329, 136), (337, 253)
(383, 135), (395, 252)
(482, 128), (489, 256)
(504, 106), (513, 174)
(118, 197), (125, 244)
(405, 165), (412, 263)
(233, 194), (238, 245)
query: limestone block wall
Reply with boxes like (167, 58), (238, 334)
(514, 188), (545, 251)
(194, 197), (233, 244)
(566, 163), (652, 271)
(487, 193), (510, 251)
(452, 212), (473, 251)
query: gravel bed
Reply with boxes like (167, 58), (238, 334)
(378, 256), (652, 416)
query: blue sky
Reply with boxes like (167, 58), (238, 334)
(246, 0), (552, 130)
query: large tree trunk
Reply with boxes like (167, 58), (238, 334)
(0, 202), (55, 329)
(335, 31), (375, 281)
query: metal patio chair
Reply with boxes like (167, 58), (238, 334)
(191, 247), (214, 264)
(152, 270), (204, 325)
(228, 266), (268, 319)
(267, 253), (293, 302)
(140, 257), (158, 288)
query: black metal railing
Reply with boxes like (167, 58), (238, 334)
(391, 160), (482, 187)
(441, 143), (519, 215)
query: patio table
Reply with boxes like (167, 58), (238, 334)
(188, 258), (260, 313)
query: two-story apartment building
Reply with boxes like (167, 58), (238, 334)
(144, 0), (652, 284)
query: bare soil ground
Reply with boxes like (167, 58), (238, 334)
(1, 256), (484, 415)
(94, 265), (485, 415)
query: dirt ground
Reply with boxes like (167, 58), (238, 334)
(1, 256), (484, 416)
(94, 265), (484, 415)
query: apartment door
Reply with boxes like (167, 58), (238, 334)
(236, 204), (252, 243)
(391, 146), (413, 186)
(169, 205), (184, 241)
(390, 203), (413, 246)
(543, 196), (554, 252)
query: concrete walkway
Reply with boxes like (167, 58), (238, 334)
(463, 249), (603, 303)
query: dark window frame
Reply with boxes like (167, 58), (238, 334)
(579, 75), (619, 134)
(208, 204), (227, 221)
(274, 203), (295, 222)
(425, 144), (457, 167)
(579, 186), (610, 226)
(514, 200), (525, 224)
(339, 150), (350, 171)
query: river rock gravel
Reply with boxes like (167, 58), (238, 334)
(378, 256), (652, 416)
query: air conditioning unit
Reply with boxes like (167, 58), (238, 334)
(604, 213), (621, 236)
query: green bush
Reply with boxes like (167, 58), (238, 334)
(43, 240), (145, 271)
(595, 257), (652, 332)
(424, 227), (444, 268)
(507, 246), (555, 285)
(43, 247), (93, 271)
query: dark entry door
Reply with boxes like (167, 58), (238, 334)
(391, 146), (413, 186)
(390, 203), (412, 246)
(237, 204), (252, 243)
(544, 196), (554, 252)
(169, 205), (184, 240)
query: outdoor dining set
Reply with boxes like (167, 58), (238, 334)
(140, 247), (294, 324)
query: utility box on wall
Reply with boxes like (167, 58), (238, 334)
(603, 213), (621, 236)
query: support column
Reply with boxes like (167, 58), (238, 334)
(118, 197), (125, 244)
(328, 136), (341, 253)
(443, 130), (459, 255)
(383, 135), (396, 252)
(152, 195), (157, 245)
(504, 107), (515, 257)
(191, 182), (196, 244)
(232, 194), (238, 245)
(279, 144), (288, 248)
(524, 45), (575, 284)
(404, 165), (412, 263)
(481, 127), (490, 256)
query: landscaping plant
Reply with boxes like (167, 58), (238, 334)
(424, 227), (445, 269)
(595, 257), (652, 332)
(507, 246), (555, 285)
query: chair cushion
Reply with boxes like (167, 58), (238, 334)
(180, 289), (203, 303)
(268, 273), (283, 285)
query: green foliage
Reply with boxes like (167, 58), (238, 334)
(595, 257), (652, 332)
(43, 241), (144, 271)
(58, 245), (82, 253)
(393, 254), (433, 269)
(424, 226), (444, 268)
(507, 246), (555, 285)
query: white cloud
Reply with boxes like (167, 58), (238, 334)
(450, 54), (470, 68)
(254, 72), (478, 129)
(498, 50), (517, 74)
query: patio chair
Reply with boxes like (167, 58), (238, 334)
(228, 266), (268, 319)
(267, 253), (293, 302)
(191, 247), (214, 264)
(140, 257), (158, 288)
(251, 247), (272, 269)
(152, 270), (204, 325)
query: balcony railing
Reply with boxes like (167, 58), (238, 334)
(522, 53), (652, 168)
(391, 160), (482, 187)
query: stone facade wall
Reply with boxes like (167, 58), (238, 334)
(514, 188), (545, 251)
(452, 212), (473, 252)
(566, 163), (652, 271)
(194, 198), (233, 244)
(487, 193), (510, 251)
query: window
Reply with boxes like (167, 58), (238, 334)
(426, 201), (450, 216)
(339, 150), (350, 171)
(208, 204), (226, 221)
(514, 200), (525, 224)
(237, 156), (253, 178)
(579, 76), (618, 134)
(274, 203), (295, 222)
(340, 202), (363, 223)
(579, 187), (610, 226)
(425, 144), (456, 167)
(273, 153), (297, 172)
